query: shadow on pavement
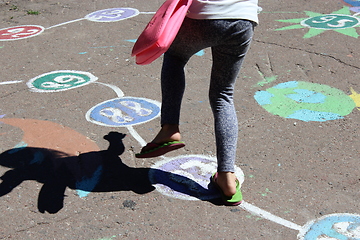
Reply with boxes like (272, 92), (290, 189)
(0, 131), (219, 214)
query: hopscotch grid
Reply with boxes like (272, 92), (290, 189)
(0, 5), (359, 240)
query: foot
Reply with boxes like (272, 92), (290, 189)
(143, 124), (181, 152)
(215, 172), (238, 197)
(140, 124), (181, 157)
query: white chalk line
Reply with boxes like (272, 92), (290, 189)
(94, 82), (125, 98)
(239, 201), (303, 231)
(127, 125), (147, 146)
(46, 18), (85, 30)
(140, 12), (156, 15)
(0, 80), (23, 85)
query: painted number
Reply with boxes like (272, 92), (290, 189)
(41, 75), (87, 89)
(100, 107), (134, 124)
(2, 28), (40, 38)
(303, 14), (360, 29)
(99, 101), (153, 124)
(149, 155), (244, 201)
(120, 101), (152, 117)
(90, 9), (125, 21)
(27, 70), (98, 92)
(311, 16), (354, 27)
(85, 8), (139, 22)
(86, 97), (161, 127)
(0, 25), (44, 41)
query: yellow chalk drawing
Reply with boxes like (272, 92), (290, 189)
(349, 87), (360, 110)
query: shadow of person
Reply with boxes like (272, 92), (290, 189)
(0, 132), (215, 214)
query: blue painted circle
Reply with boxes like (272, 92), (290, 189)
(85, 8), (139, 22)
(86, 97), (160, 127)
(298, 213), (360, 240)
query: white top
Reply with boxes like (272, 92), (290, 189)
(187, 0), (259, 23)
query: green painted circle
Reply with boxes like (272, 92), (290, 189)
(302, 14), (360, 29)
(27, 70), (98, 92)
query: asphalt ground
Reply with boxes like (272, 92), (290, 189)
(0, 0), (359, 239)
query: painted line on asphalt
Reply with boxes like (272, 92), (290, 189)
(0, 80), (23, 85)
(46, 18), (85, 30)
(240, 201), (302, 231)
(127, 125), (147, 146)
(94, 82), (125, 98)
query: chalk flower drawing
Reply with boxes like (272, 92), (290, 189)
(275, 6), (360, 38)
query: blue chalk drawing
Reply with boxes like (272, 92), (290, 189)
(29, 151), (45, 165)
(254, 91), (274, 105)
(76, 165), (103, 198)
(273, 80), (299, 89)
(298, 213), (360, 240)
(8, 141), (28, 154)
(86, 97), (160, 127)
(286, 89), (326, 104)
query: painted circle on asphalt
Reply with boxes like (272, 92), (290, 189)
(149, 155), (244, 201)
(254, 81), (356, 122)
(85, 8), (140, 22)
(86, 97), (160, 127)
(298, 213), (360, 240)
(0, 25), (44, 41)
(301, 14), (360, 29)
(27, 70), (98, 92)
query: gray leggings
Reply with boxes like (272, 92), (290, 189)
(160, 17), (255, 172)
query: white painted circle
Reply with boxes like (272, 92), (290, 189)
(149, 154), (244, 201)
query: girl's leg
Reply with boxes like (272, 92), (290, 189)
(209, 20), (254, 195)
(150, 19), (214, 144)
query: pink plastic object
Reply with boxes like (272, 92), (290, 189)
(131, 0), (192, 65)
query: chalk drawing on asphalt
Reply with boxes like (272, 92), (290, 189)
(0, 5), (359, 240)
(47, 8), (140, 29)
(26, 70), (98, 92)
(149, 155), (244, 201)
(0, 118), (102, 199)
(0, 8), (143, 40)
(0, 80), (23, 85)
(86, 97), (160, 128)
(298, 213), (360, 240)
(254, 81), (359, 122)
(148, 154), (360, 240)
(0, 25), (44, 41)
(341, 0), (360, 13)
(85, 8), (139, 22)
(0, 118), (101, 155)
(275, 7), (360, 38)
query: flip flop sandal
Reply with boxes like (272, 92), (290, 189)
(135, 141), (185, 158)
(211, 172), (243, 206)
